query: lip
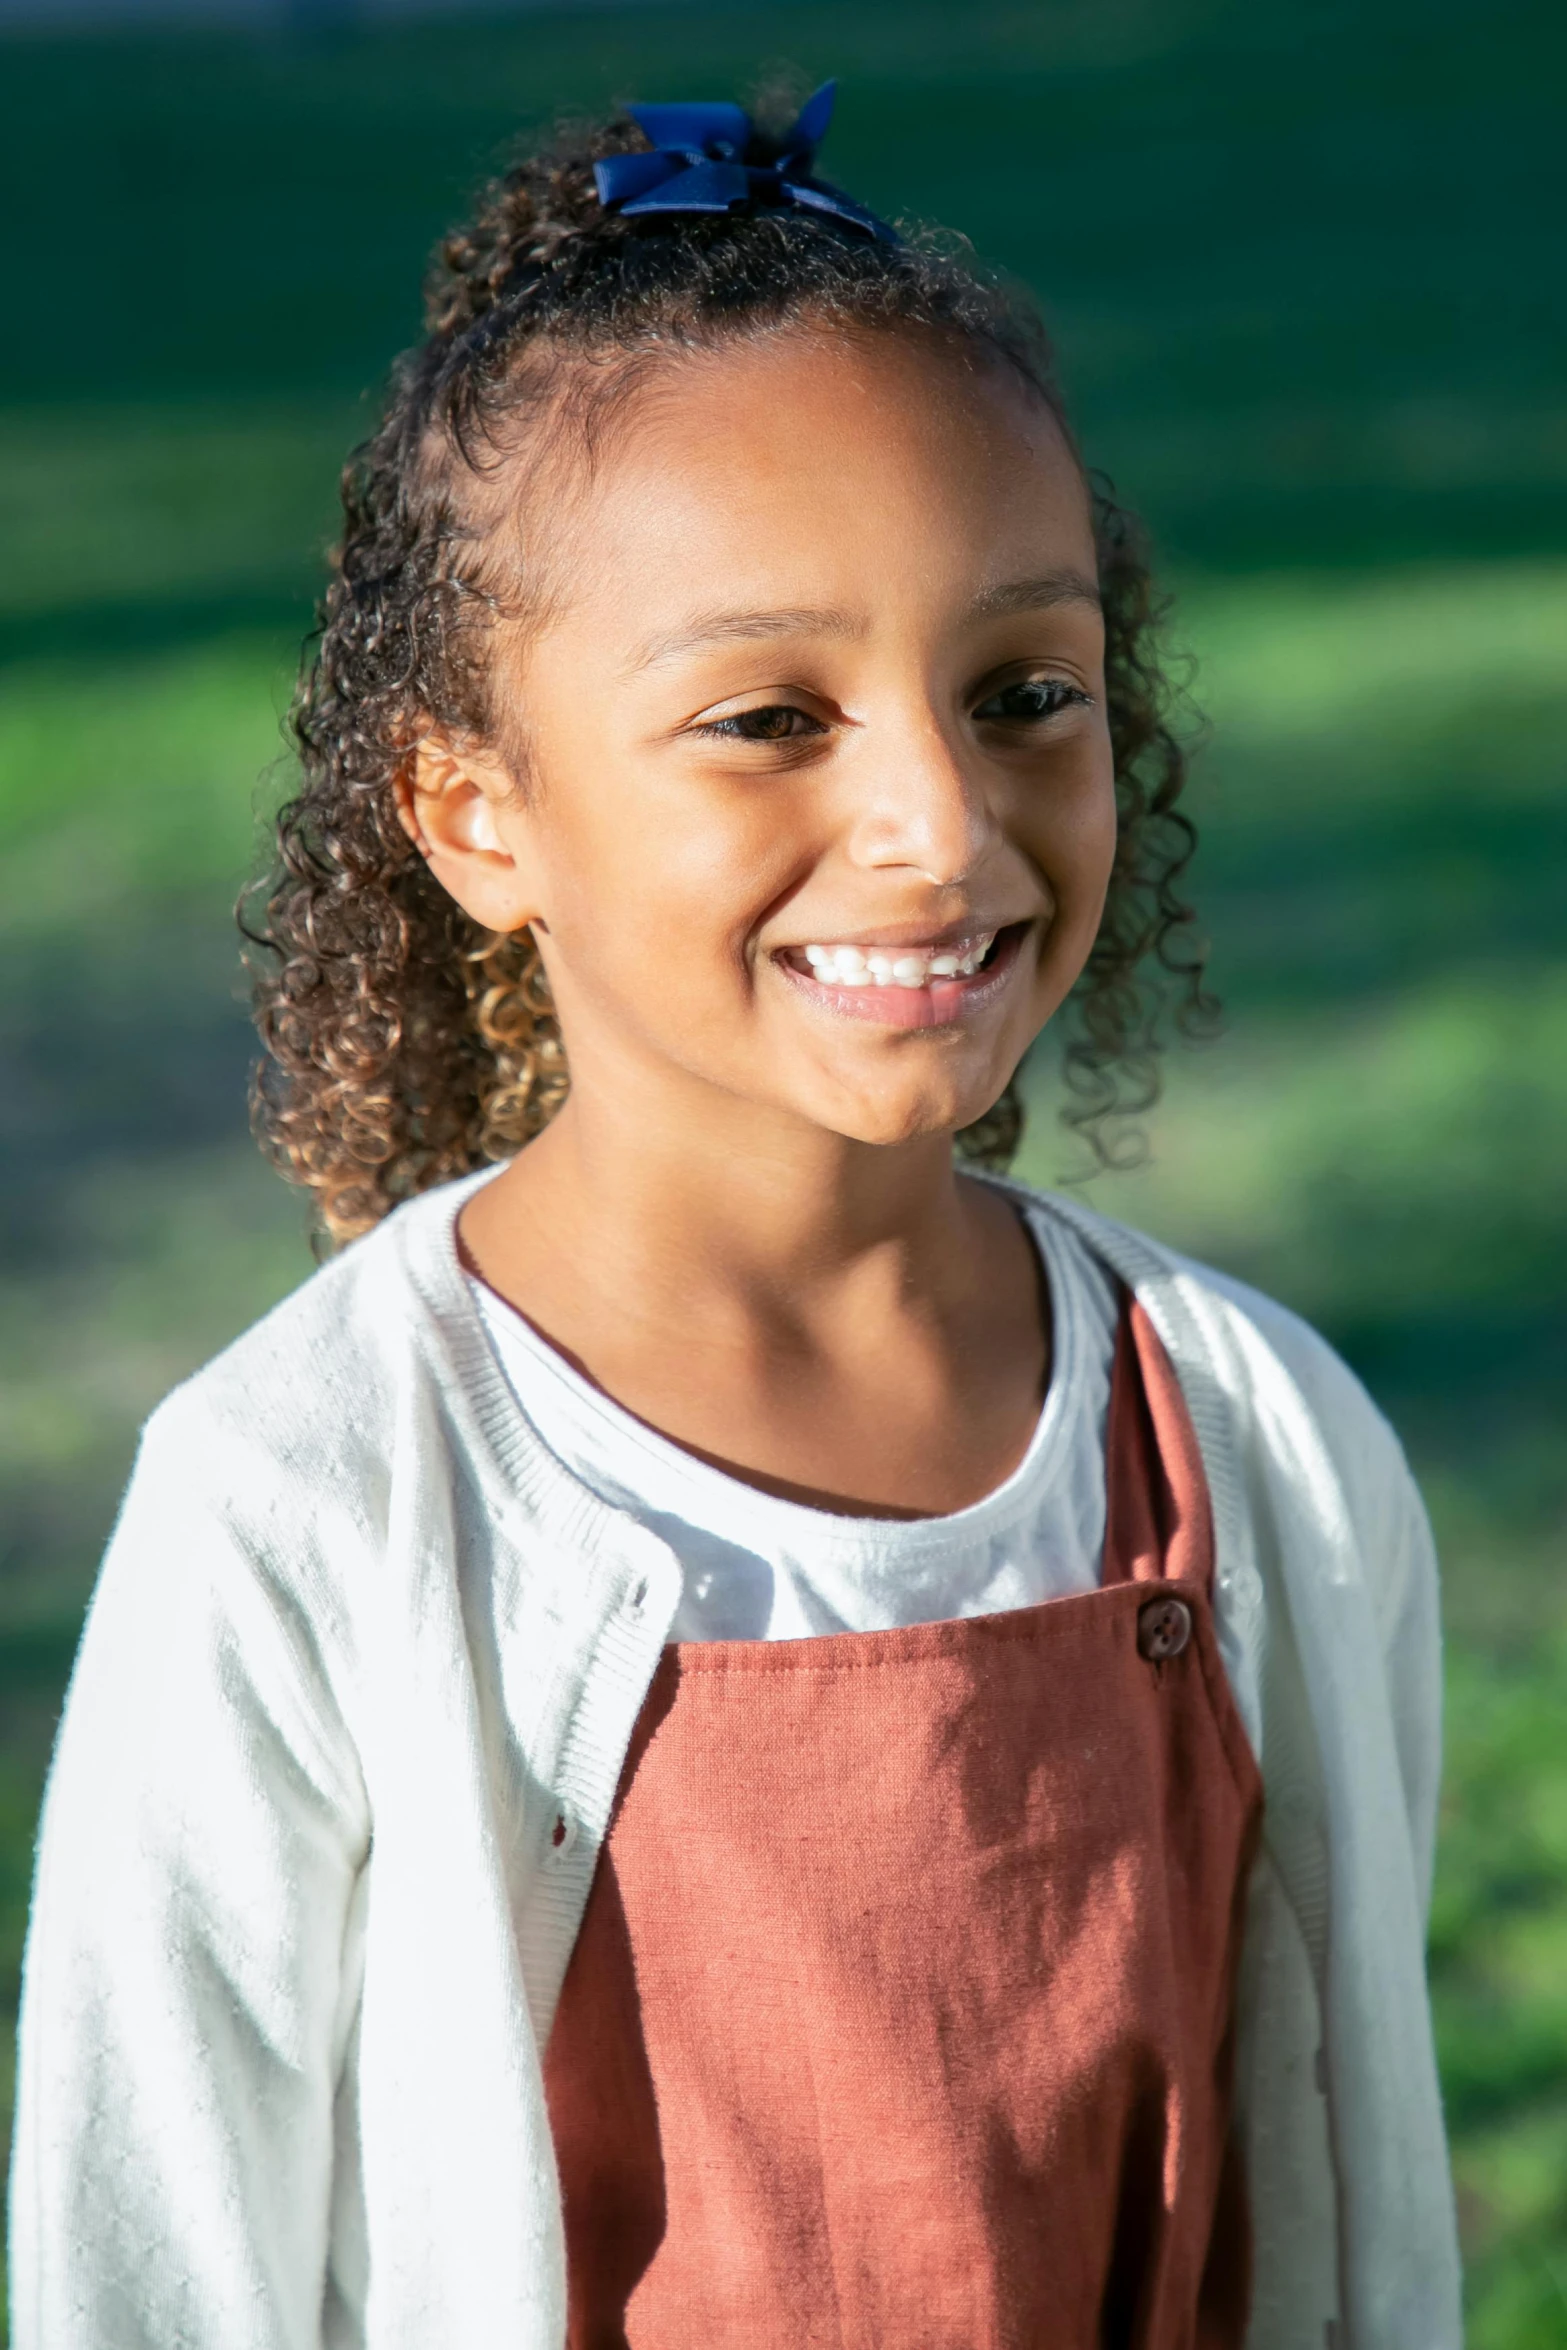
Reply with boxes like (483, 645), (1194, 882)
(771, 920), (1032, 1031)
(778, 916), (1007, 958)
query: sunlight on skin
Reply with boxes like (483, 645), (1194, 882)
(398, 327), (1116, 1515)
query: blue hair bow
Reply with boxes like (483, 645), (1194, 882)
(593, 81), (895, 242)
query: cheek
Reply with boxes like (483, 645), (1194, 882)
(1021, 738), (1120, 914)
(529, 753), (803, 983)
(1080, 766), (1121, 897)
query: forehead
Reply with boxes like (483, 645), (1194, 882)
(519, 326), (1094, 629)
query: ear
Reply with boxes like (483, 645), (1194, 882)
(396, 734), (544, 933)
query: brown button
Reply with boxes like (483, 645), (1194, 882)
(1137, 1596), (1192, 1662)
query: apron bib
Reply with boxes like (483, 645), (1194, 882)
(545, 1292), (1263, 2348)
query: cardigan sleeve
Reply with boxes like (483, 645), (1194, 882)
(1358, 1439), (1444, 1918)
(1191, 1259), (1446, 1922)
(1245, 1292), (1445, 1920)
(8, 1393), (371, 2350)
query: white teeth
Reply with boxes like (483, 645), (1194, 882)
(798, 930), (999, 988)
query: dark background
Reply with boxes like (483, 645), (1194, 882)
(2, 2), (1564, 2336)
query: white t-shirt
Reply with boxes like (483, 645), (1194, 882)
(472, 1202), (1122, 1642)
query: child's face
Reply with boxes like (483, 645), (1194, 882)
(418, 325), (1116, 1156)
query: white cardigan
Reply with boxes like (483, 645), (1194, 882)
(9, 1169), (1461, 2350)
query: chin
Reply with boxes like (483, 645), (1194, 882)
(819, 1086), (1005, 1153)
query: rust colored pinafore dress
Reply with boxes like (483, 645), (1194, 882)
(545, 1292), (1264, 2349)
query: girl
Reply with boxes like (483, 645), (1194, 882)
(12, 85), (1458, 2350)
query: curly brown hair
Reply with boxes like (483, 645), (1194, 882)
(244, 97), (1213, 1247)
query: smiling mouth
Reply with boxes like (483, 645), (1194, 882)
(790, 930), (1000, 988)
(772, 921), (1031, 1026)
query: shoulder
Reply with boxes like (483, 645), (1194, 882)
(1173, 1254), (1427, 1550)
(1003, 1178), (1428, 1560)
(148, 1207), (403, 1471)
(1005, 1176), (1380, 1420)
(129, 1173), (494, 1564)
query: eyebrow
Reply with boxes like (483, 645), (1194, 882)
(625, 605), (863, 675)
(965, 568), (1103, 622)
(623, 568), (1102, 676)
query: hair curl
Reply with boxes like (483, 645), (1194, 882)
(244, 97), (1213, 1246)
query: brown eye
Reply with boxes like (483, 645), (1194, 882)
(702, 705), (824, 743)
(974, 678), (1091, 724)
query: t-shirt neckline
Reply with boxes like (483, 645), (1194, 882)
(468, 1201), (1100, 1559)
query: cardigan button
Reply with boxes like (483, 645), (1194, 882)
(1137, 1596), (1192, 1662)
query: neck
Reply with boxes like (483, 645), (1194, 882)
(460, 1054), (994, 1354)
(456, 1042), (1045, 1520)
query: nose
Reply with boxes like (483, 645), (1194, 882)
(842, 711), (1000, 888)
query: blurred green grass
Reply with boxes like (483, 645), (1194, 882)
(2, 2), (1564, 2340)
